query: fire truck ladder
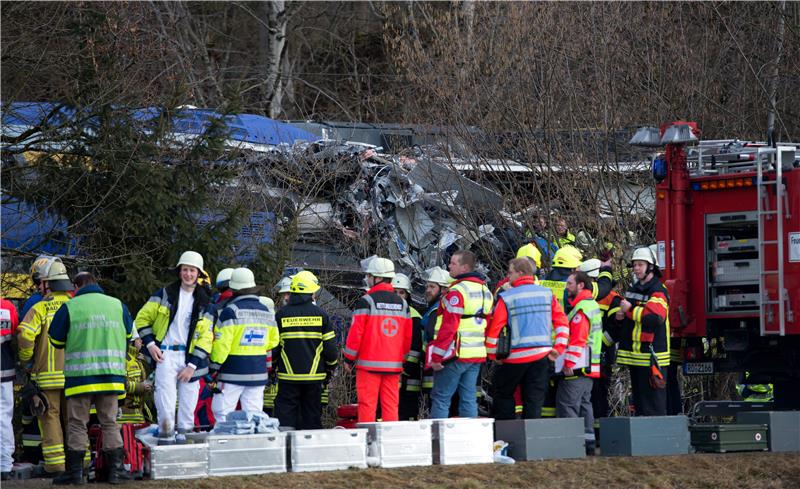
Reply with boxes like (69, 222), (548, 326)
(756, 146), (794, 336)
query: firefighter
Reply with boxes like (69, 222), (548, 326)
(16, 259), (72, 476)
(485, 257), (568, 420)
(556, 271), (603, 455)
(344, 257), (411, 423)
(554, 216), (576, 248)
(271, 271), (337, 429)
(119, 340), (152, 425)
(421, 267), (450, 397)
(427, 250), (493, 419)
(392, 273), (423, 421)
(135, 251), (213, 438)
(615, 246), (670, 416)
(540, 245), (583, 308)
(1, 297), (19, 480)
(48, 272), (134, 485)
(210, 268), (279, 422)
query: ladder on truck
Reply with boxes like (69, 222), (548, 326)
(756, 146), (794, 336)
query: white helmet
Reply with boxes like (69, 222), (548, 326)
(391, 273), (412, 291)
(363, 256), (395, 278)
(425, 266), (452, 287)
(229, 267), (257, 291)
(216, 268), (234, 287)
(648, 244), (660, 268)
(176, 251), (205, 273)
(275, 276), (292, 294)
(258, 296), (275, 311)
(44, 261), (73, 291)
(631, 246), (658, 266)
(578, 258), (602, 278)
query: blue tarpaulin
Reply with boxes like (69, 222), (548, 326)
(1, 101), (317, 147)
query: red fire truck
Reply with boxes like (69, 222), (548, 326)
(631, 122), (800, 408)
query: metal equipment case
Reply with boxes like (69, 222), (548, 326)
(599, 416), (690, 456)
(206, 432), (287, 475)
(495, 418), (585, 461)
(736, 411), (800, 452)
(431, 418), (494, 465)
(138, 436), (209, 480)
(357, 420), (432, 468)
(288, 428), (368, 472)
(690, 424), (768, 453)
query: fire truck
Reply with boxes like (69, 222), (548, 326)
(630, 122), (800, 408)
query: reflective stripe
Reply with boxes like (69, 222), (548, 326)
(485, 337), (498, 346)
(343, 347), (358, 358)
(516, 335), (551, 344)
(603, 331), (615, 347)
(356, 359), (403, 369)
(282, 332), (323, 339)
(217, 372), (270, 382)
(0, 368), (15, 378)
(65, 350), (125, 360)
(506, 346), (552, 361)
(64, 361), (126, 372)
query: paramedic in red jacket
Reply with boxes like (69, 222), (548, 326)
(344, 257), (412, 422)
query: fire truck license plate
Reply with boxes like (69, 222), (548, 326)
(683, 362), (714, 375)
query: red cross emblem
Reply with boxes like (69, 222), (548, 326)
(381, 318), (399, 337)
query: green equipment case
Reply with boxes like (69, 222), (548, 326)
(690, 424), (768, 453)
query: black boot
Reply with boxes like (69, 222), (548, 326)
(52, 450), (84, 485)
(105, 447), (132, 485)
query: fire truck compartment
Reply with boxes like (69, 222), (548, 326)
(706, 212), (760, 313)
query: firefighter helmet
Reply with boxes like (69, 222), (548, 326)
(44, 261), (73, 291)
(216, 268), (234, 288)
(516, 243), (542, 268)
(275, 276), (292, 294)
(290, 270), (320, 294)
(425, 267), (452, 287)
(363, 257), (395, 278)
(229, 267), (257, 291)
(391, 273), (412, 291)
(175, 251), (205, 274)
(30, 255), (61, 282)
(552, 245), (583, 269)
(631, 246), (658, 266)
(578, 258), (602, 278)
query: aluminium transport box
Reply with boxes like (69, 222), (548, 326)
(357, 420), (433, 468)
(206, 432), (287, 475)
(736, 411), (800, 452)
(690, 424), (768, 453)
(495, 418), (585, 461)
(138, 436), (209, 480)
(599, 416), (690, 456)
(288, 428), (368, 472)
(431, 418), (494, 465)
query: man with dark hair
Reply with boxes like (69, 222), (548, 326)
(486, 258), (567, 419)
(49, 272), (134, 484)
(556, 271), (603, 454)
(427, 250), (493, 418)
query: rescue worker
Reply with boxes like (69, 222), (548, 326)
(392, 273), (424, 421)
(21, 256), (62, 318)
(135, 251), (213, 438)
(1, 297), (19, 480)
(574, 258), (614, 311)
(272, 271), (337, 429)
(421, 267), (450, 397)
(615, 246), (670, 416)
(540, 245), (583, 308)
(16, 259), (72, 476)
(427, 250), (493, 419)
(119, 339), (152, 425)
(556, 271), (602, 455)
(344, 257), (412, 423)
(49, 272), (134, 485)
(554, 216), (576, 248)
(275, 277), (292, 308)
(485, 257), (568, 419)
(209, 268), (279, 422)
(212, 268), (235, 308)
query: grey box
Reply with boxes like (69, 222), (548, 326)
(207, 432), (287, 475)
(495, 418), (585, 461)
(138, 436), (208, 480)
(357, 421), (433, 468)
(737, 411), (800, 452)
(432, 418), (494, 465)
(288, 429), (368, 472)
(599, 416), (690, 456)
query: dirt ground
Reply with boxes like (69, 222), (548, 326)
(5, 452), (799, 489)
